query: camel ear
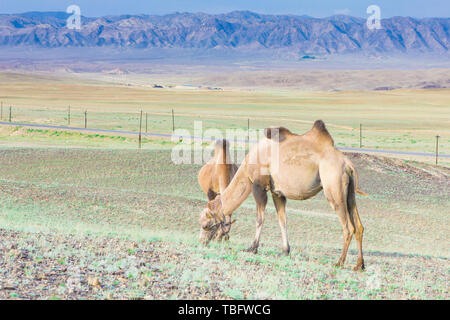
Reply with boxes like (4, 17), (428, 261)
(264, 127), (291, 143)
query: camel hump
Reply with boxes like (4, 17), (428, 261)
(313, 120), (327, 132)
(214, 139), (232, 164)
(215, 139), (230, 151)
(312, 120), (334, 145)
(264, 126), (292, 142)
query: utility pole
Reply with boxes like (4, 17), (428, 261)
(84, 110), (87, 128)
(172, 109), (175, 133)
(435, 135), (440, 165)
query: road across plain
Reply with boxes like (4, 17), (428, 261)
(1, 121), (448, 159)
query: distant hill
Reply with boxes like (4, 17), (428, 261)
(0, 11), (448, 54)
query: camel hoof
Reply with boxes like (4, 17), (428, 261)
(278, 250), (290, 257)
(244, 247), (258, 254)
(353, 263), (365, 272)
(277, 253), (289, 258)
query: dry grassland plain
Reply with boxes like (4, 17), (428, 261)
(0, 72), (448, 161)
(0, 70), (448, 300)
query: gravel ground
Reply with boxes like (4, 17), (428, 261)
(0, 229), (229, 300)
(0, 149), (448, 300)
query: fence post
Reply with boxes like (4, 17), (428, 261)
(68, 106), (71, 126)
(435, 135), (440, 165)
(172, 109), (175, 133)
(84, 110), (87, 128)
(359, 123), (362, 148)
(139, 110), (143, 150)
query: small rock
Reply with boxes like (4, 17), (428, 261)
(88, 277), (101, 288)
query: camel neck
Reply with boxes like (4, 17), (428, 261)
(221, 157), (252, 216)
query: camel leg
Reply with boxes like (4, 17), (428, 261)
(345, 173), (365, 271)
(245, 183), (267, 254)
(324, 184), (355, 268)
(352, 207), (365, 271)
(335, 203), (355, 268)
(348, 196), (365, 271)
(272, 193), (290, 256)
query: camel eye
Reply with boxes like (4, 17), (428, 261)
(202, 222), (211, 230)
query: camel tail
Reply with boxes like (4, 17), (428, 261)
(345, 159), (369, 197)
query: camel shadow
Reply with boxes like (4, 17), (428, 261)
(346, 249), (447, 260)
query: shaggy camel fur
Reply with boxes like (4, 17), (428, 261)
(198, 139), (238, 201)
(199, 121), (368, 271)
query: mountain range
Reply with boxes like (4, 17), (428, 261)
(0, 11), (449, 54)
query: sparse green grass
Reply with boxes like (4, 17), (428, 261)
(0, 147), (448, 300)
(0, 126), (179, 150)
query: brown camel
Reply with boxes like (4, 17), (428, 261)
(198, 139), (238, 201)
(199, 121), (368, 271)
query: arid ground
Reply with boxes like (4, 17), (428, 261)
(0, 71), (448, 299)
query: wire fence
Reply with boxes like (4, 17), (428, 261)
(0, 104), (447, 163)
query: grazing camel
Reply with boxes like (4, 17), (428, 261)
(198, 139), (238, 201)
(199, 121), (368, 271)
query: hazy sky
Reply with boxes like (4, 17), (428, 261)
(0, 0), (449, 18)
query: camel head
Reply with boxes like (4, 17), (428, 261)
(198, 196), (235, 245)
